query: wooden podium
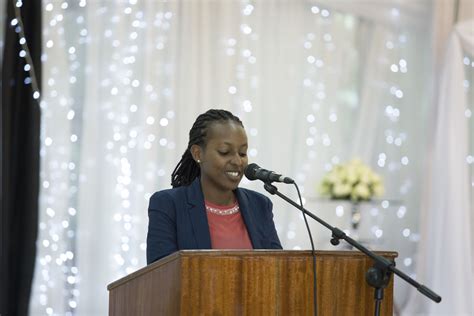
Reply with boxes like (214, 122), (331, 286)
(108, 250), (397, 315)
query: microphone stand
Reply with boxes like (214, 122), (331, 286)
(263, 183), (441, 316)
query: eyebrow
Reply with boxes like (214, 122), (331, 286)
(221, 142), (248, 147)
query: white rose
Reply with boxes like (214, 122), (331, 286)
(333, 182), (351, 198)
(371, 173), (381, 184)
(338, 168), (348, 182)
(352, 183), (370, 200)
(346, 169), (358, 184)
(372, 183), (384, 196)
(350, 158), (363, 167)
(327, 171), (339, 184)
(360, 169), (371, 184)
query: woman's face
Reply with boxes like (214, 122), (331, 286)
(193, 121), (248, 196)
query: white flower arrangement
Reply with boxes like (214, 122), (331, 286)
(319, 159), (384, 202)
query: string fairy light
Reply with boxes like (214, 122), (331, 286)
(11, 0), (41, 100)
(28, 1), (441, 314)
(31, 1), (179, 314)
(464, 55), (474, 193)
(286, 5), (424, 282)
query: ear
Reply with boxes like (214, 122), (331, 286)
(190, 144), (202, 163)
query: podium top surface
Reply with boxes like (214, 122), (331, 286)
(107, 249), (397, 290)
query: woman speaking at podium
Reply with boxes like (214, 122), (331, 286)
(146, 109), (282, 264)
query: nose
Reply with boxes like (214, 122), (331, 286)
(230, 153), (243, 166)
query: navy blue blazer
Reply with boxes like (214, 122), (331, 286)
(146, 177), (282, 264)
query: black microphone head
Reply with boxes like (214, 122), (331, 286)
(244, 163), (260, 181)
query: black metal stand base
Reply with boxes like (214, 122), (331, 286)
(366, 263), (392, 316)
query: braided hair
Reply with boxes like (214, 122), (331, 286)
(171, 109), (244, 187)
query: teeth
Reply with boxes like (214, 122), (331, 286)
(227, 172), (239, 177)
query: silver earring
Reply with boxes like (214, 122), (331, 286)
(197, 159), (201, 163)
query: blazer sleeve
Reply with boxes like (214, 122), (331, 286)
(264, 197), (283, 249)
(146, 191), (178, 264)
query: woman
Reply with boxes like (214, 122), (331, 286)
(146, 109), (282, 264)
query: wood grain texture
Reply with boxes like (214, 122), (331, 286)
(108, 250), (397, 316)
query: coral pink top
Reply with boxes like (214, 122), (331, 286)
(205, 199), (253, 249)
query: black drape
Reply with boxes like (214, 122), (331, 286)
(1, 1), (42, 315)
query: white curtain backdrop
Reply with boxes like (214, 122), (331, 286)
(403, 20), (474, 316)
(29, 1), (448, 315)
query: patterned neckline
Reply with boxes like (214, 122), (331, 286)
(205, 202), (240, 216)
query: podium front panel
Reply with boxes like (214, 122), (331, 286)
(108, 250), (397, 315)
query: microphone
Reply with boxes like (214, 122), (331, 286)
(244, 163), (295, 184)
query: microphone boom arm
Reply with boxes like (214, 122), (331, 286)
(263, 183), (442, 304)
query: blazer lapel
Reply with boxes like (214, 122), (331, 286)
(186, 178), (212, 249)
(235, 188), (262, 248)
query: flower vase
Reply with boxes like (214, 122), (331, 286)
(350, 201), (361, 241)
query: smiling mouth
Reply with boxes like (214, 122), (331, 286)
(226, 171), (240, 178)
